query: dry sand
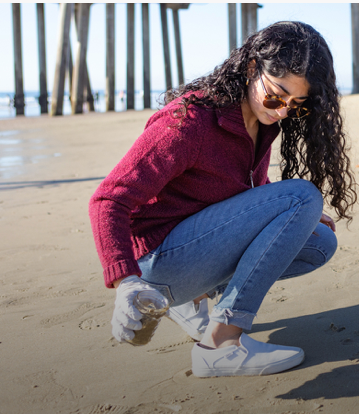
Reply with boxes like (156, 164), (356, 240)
(0, 97), (359, 414)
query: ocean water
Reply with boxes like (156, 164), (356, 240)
(0, 87), (352, 119)
(0, 90), (165, 119)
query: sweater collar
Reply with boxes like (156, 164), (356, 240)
(215, 104), (280, 142)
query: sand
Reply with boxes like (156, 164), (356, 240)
(0, 97), (359, 414)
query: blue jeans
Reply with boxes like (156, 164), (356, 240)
(138, 179), (337, 330)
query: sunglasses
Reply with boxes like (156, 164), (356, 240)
(259, 73), (310, 119)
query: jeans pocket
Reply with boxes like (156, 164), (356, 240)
(141, 280), (175, 306)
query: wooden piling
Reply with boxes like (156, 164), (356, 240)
(67, 43), (74, 102)
(171, 6), (185, 85)
(36, 3), (48, 114)
(84, 65), (95, 112)
(51, 3), (73, 116)
(241, 3), (259, 44)
(65, 35), (75, 106)
(106, 3), (115, 111)
(228, 3), (237, 53)
(142, 3), (151, 109)
(160, 4), (172, 91)
(352, 4), (359, 94)
(71, 3), (91, 114)
(72, 6), (94, 112)
(12, 4), (25, 116)
(127, 3), (135, 110)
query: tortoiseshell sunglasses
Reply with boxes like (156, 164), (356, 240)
(259, 73), (310, 119)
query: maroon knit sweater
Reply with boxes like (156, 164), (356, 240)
(89, 98), (280, 288)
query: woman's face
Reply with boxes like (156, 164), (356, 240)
(247, 71), (310, 125)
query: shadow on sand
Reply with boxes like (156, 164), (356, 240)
(0, 176), (105, 190)
(251, 304), (359, 400)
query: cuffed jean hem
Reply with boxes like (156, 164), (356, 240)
(210, 307), (256, 331)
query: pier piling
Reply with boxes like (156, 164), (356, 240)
(241, 3), (260, 44)
(51, 3), (73, 116)
(127, 4), (135, 110)
(106, 4), (115, 111)
(36, 3), (48, 114)
(12, 4), (25, 115)
(71, 3), (91, 114)
(352, 4), (359, 94)
(142, 3), (151, 109)
(160, 4), (172, 91)
(228, 3), (237, 53)
(168, 3), (189, 86)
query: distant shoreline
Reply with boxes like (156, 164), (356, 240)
(0, 90), (164, 119)
(0, 87), (353, 119)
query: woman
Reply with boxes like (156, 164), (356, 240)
(89, 21), (357, 377)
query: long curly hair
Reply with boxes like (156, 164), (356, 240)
(162, 21), (357, 222)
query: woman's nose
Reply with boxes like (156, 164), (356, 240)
(275, 106), (289, 118)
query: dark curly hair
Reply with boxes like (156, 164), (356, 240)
(162, 21), (357, 222)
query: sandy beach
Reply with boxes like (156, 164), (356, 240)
(1, 96), (359, 414)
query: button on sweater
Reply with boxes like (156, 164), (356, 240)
(89, 98), (280, 288)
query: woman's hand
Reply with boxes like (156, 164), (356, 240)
(320, 213), (336, 232)
(111, 275), (162, 343)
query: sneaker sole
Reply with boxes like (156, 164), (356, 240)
(192, 350), (305, 377)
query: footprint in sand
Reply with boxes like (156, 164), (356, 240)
(146, 339), (194, 355)
(70, 403), (181, 414)
(70, 405), (129, 414)
(0, 287), (87, 308)
(329, 245), (359, 273)
(12, 370), (74, 407)
(79, 317), (108, 330)
(325, 323), (346, 334)
(40, 302), (105, 327)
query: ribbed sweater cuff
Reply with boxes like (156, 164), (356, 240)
(104, 259), (142, 288)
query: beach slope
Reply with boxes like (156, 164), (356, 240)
(0, 98), (358, 414)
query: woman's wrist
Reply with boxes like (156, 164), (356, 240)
(113, 275), (139, 289)
(113, 280), (121, 289)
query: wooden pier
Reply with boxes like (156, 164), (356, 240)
(11, 3), (262, 116)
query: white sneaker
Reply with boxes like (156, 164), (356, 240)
(167, 299), (209, 341)
(191, 333), (304, 377)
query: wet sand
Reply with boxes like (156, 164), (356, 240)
(0, 97), (359, 414)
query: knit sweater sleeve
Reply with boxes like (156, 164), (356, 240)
(89, 107), (203, 288)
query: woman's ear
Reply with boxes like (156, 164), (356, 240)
(247, 60), (256, 79)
